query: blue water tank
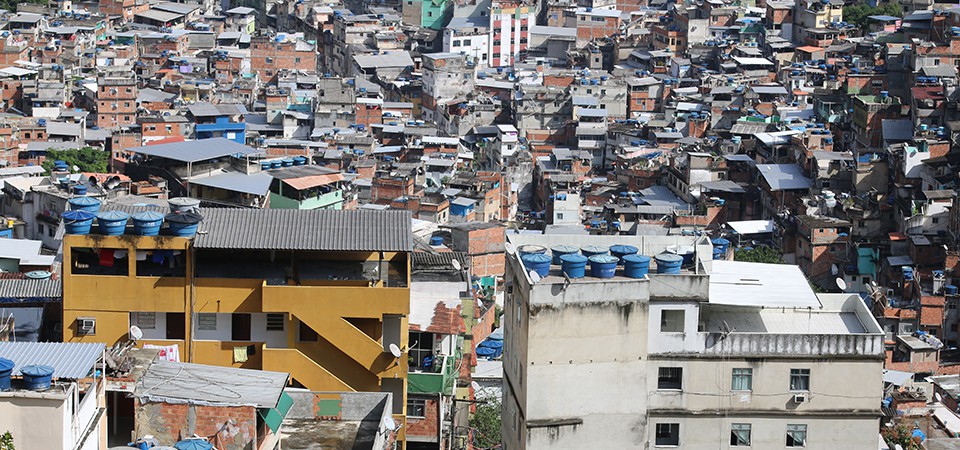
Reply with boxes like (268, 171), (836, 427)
(271, 161), (282, 169)
(68, 196), (101, 213)
(946, 285), (958, 296)
(21, 365), (54, 390)
(293, 156), (307, 166)
(711, 238), (730, 255)
(521, 253), (552, 278)
(0, 358), (13, 391)
(589, 255), (619, 278)
(609, 244), (639, 264)
(581, 245), (609, 257)
(62, 210), (96, 235)
(623, 254), (650, 279)
(902, 266), (914, 281)
(560, 253), (588, 278)
(73, 184), (88, 196)
(131, 211), (165, 236)
(260, 162), (271, 170)
(550, 245), (579, 265)
(430, 236), (444, 246)
(96, 211), (129, 236)
(655, 253), (683, 274)
(165, 212), (203, 237)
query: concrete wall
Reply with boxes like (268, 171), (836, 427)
(135, 401), (258, 450)
(0, 388), (70, 450)
(645, 415), (879, 449)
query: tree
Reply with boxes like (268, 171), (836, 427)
(41, 147), (109, 174)
(733, 246), (785, 264)
(843, 3), (903, 30)
(470, 398), (502, 449)
(0, 0), (47, 12)
(0, 431), (14, 450)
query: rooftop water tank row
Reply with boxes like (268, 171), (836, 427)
(517, 244), (687, 280)
(63, 198), (203, 238)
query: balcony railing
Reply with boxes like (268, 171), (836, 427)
(408, 354), (457, 395)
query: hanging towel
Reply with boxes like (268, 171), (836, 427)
(99, 249), (115, 267)
(233, 346), (248, 363)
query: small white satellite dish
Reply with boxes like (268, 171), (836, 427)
(936, 392), (943, 402)
(505, 242), (517, 255)
(836, 278), (847, 291)
(382, 416), (397, 431)
(389, 343), (402, 358)
(831, 264), (839, 275)
(129, 325), (143, 341)
(529, 270), (541, 283)
(452, 259), (462, 271)
(870, 280), (878, 288)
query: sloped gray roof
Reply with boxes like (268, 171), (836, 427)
(129, 138), (257, 163)
(0, 341), (103, 379)
(193, 209), (413, 251)
(0, 279), (61, 300)
(135, 360), (288, 407)
(189, 171), (272, 196)
(756, 164), (812, 191)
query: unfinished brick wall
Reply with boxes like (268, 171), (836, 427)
(135, 401), (258, 450)
(406, 398), (441, 442)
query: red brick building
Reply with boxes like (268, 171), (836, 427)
(250, 37), (317, 83)
(97, 75), (138, 128)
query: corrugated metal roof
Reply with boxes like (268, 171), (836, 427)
(189, 171), (272, 196)
(136, 360), (288, 407)
(0, 341), (103, 379)
(756, 164), (812, 191)
(0, 279), (61, 300)
(193, 209), (413, 251)
(129, 138), (257, 163)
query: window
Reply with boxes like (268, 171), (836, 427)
(732, 368), (753, 391)
(427, 11), (432, 16)
(657, 367), (682, 390)
(47, 226), (54, 237)
(790, 368), (810, 391)
(197, 313), (217, 330)
(232, 313), (251, 341)
(660, 310), (684, 332)
(730, 423), (751, 446)
(266, 313), (285, 331)
(295, 57), (301, 63)
(453, 40), (461, 46)
(37, 223), (44, 235)
(409, 331), (434, 369)
(786, 424), (807, 447)
(655, 423), (679, 446)
(135, 312), (157, 330)
(556, 213), (564, 220)
(407, 398), (426, 418)
(265, 57), (273, 63)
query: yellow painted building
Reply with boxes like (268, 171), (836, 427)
(61, 208), (413, 442)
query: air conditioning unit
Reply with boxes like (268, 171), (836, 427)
(793, 393), (807, 403)
(77, 317), (95, 335)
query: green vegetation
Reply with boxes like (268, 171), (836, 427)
(843, 3), (903, 30)
(733, 246), (784, 264)
(881, 425), (922, 450)
(41, 147), (109, 174)
(470, 398), (502, 449)
(0, 431), (14, 450)
(0, 0), (47, 12)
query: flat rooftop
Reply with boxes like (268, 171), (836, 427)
(703, 294), (882, 335)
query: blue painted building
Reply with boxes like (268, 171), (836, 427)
(188, 102), (247, 144)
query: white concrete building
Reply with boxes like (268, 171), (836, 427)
(501, 233), (885, 449)
(0, 342), (106, 450)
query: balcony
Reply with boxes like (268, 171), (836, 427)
(408, 354), (457, 396)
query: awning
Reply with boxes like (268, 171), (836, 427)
(259, 391), (294, 433)
(282, 173), (345, 190)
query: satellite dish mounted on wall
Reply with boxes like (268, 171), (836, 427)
(452, 258), (462, 271)
(529, 270), (541, 284)
(129, 325), (143, 341)
(505, 242), (516, 255)
(836, 278), (847, 291)
(389, 343), (402, 359)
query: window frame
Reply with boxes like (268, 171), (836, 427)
(660, 309), (685, 333)
(790, 368), (811, 391)
(654, 423), (680, 446)
(657, 367), (683, 390)
(786, 424), (807, 447)
(730, 423), (751, 447)
(406, 397), (427, 418)
(731, 368), (753, 391)
(197, 313), (217, 331)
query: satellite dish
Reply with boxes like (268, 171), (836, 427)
(451, 259), (462, 271)
(529, 270), (541, 283)
(936, 392), (943, 402)
(129, 325), (143, 341)
(836, 278), (847, 291)
(104, 176), (121, 190)
(72, 165), (80, 172)
(505, 242), (516, 255)
(389, 343), (402, 358)
(831, 264), (839, 275)
(382, 416), (397, 431)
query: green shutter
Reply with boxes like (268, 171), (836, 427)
(259, 391), (295, 433)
